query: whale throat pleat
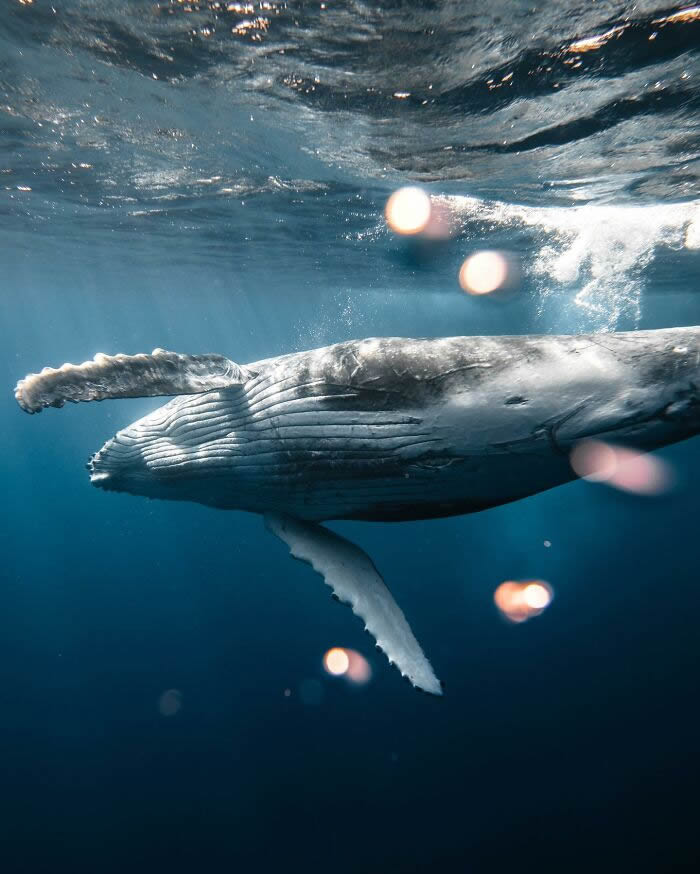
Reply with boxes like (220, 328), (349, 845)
(265, 512), (443, 695)
(90, 373), (435, 498)
(14, 349), (256, 414)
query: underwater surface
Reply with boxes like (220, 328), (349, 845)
(1, 1), (700, 871)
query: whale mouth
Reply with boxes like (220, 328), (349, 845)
(88, 467), (117, 491)
(87, 443), (130, 492)
(87, 445), (176, 498)
(86, 433), (157, 495)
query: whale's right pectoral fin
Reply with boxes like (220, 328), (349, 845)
(14, 349), (257, 414)
(265, 513), (443, 696)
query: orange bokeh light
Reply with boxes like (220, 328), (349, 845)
(322, 647), (372, 685)
(458, 250), (512, 295)
(323, 647), (350, 675)
(385, 187), (432, 235)
(494, 580), (553, 623)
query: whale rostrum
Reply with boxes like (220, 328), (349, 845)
(15, 329), (700, 693)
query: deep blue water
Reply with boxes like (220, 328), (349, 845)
(2, 2), (700, 872)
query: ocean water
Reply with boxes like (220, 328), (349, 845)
(1, 2), (699, 871)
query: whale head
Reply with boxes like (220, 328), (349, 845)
(87, 389), (244, 506)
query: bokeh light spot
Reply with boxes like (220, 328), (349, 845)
(385, 187), (431, 235)
(522, 582), (553, 610)
(345, 649), (372, 685)
(321, 648), (372, 686)
(459, 250), (511, 295)
(494, 580), (553, 623)
(569, 440), (618, 482)
(323, 647), (350, 676)
(158, 688), (182, 717)
(570, 439), (672, 494)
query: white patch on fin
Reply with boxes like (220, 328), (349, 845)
(265, 512), (442, 695)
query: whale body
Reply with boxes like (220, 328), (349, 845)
(15, 328), (700, 693)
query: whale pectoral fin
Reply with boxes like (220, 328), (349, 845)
(15, 349), (257, 414)
(265, 513), (442, 696)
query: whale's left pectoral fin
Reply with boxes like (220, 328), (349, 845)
(15, 349), (257, 414)
(265, 513), (442, 696)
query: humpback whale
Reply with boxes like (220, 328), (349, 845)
(15, 328), (700, 694)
